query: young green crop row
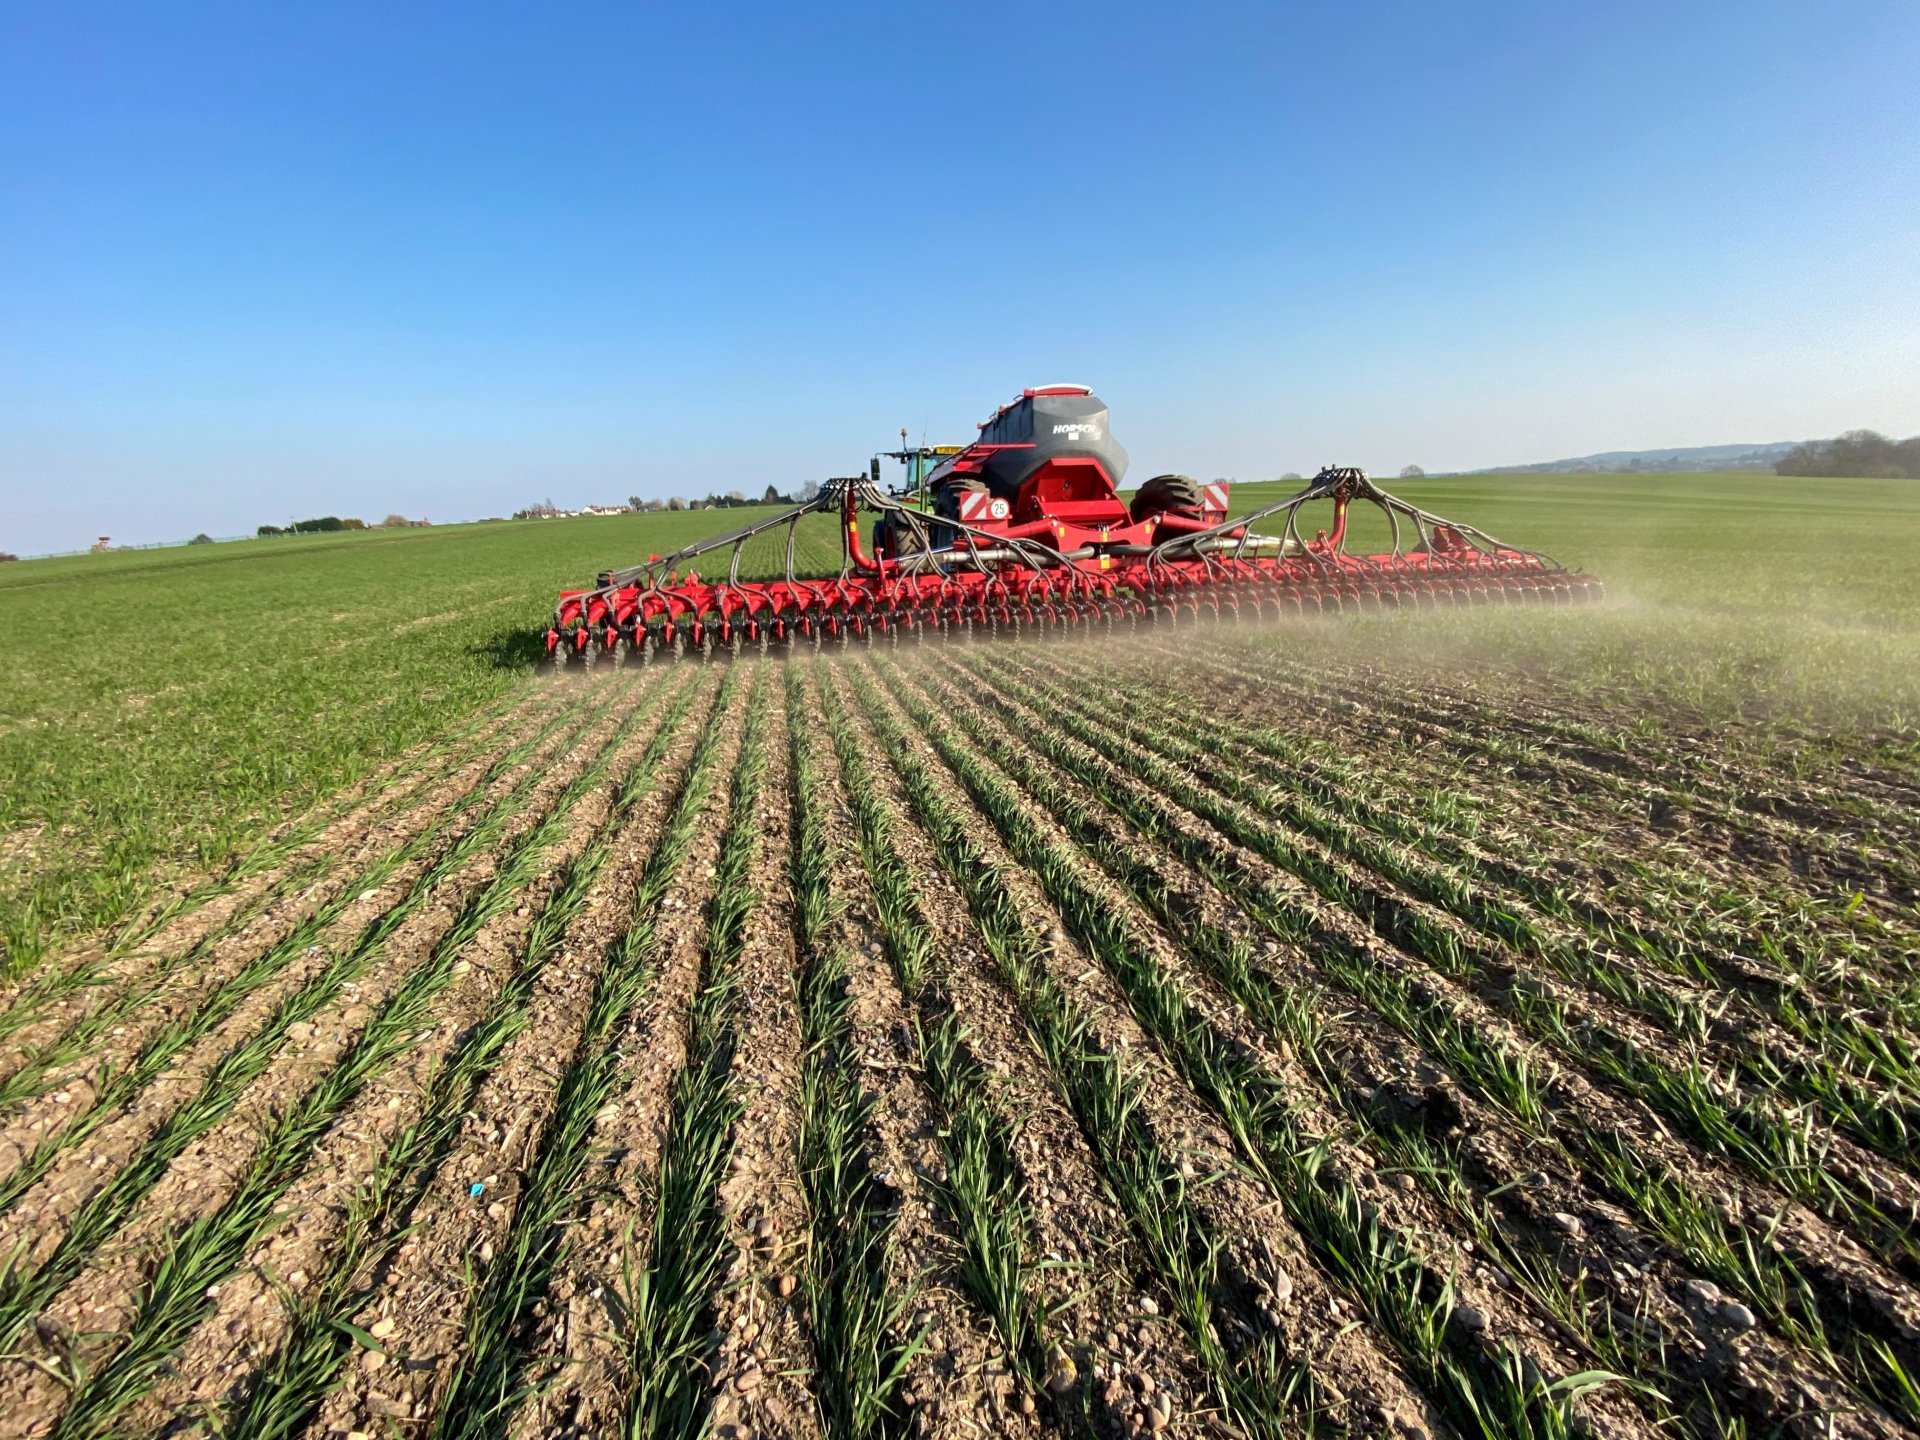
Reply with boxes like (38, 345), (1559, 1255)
(0, 679), (652, 1376)
(32, 673), (686, 1439)
(932, 650), (1920, 1433)
(915, 659), (1836, 1422)
(1188, 647), (1919, 999)
(787, 665), (922, 1435)
(842, 663), (1335, 1440)
(425, 666), (735, 1440)
(1022, 648), (1920, 1201)
(1022, 650), (1920, 1180)
(4, 643), (1915, 1440)
(1301, 656), (1920, 854)
(233, 666), (715, 1440)
(0, 682), (557, 1058)
(0, 685), (612, 1227)
(1140, 653), (1917, 1057)
(811, 667), (1058, 1405)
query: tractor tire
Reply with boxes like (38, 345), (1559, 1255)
(879, 510), (937, 559)
(1129, 473), (1205, 524)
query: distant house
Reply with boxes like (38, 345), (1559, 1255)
(512, 502), (633, 520)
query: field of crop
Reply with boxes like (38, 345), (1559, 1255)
(1, 473), (1918, 1439)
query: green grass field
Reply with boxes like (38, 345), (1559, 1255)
(3, 473), (1917, 978)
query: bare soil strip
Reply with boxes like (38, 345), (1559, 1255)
(5, 637), (1916, 1440)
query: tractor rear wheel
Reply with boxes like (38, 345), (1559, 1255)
(1129, 473), (1205, 524)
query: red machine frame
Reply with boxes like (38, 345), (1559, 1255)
(545, 449), (1597, 663)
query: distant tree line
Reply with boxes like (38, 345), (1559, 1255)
(257, 514), (427, 535)
(685, 485), (796, 509)
(258, 516), (366, 537)
(1774, 430), (1920, 478)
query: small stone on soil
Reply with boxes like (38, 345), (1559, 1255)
(1682, 1278), (1722, 1306)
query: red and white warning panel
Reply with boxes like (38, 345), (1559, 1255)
(958, 491), (1012, 524)
(1203, 482), (1230, 514)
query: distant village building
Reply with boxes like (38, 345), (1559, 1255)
(514, 502), (636, 520)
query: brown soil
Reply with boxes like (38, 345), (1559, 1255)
(504, 688), (752, 1437)
(3, 636), (1915, 1440)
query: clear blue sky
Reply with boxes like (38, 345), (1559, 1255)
(3, 1), (1916, 552)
